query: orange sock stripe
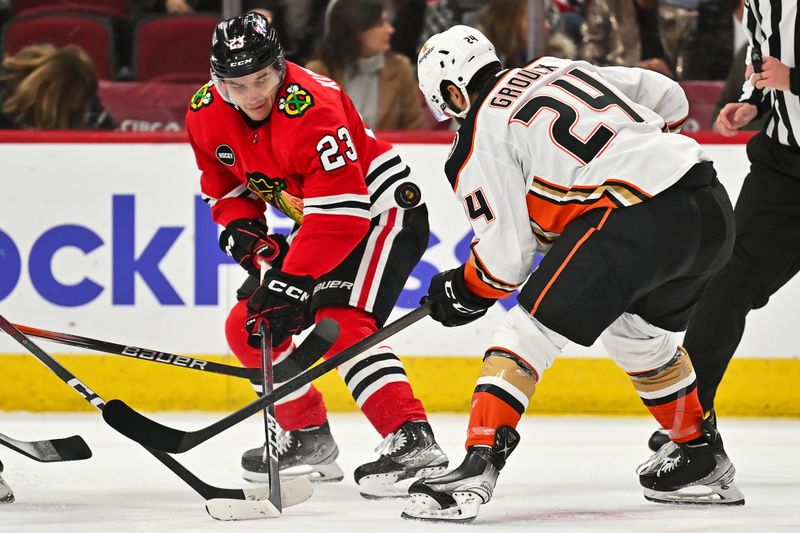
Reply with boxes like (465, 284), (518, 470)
(466, 391), (523, 448)
(644, 388), (704, 443)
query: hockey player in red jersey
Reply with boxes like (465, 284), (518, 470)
(402, 26), (743, 522)
(187, 12), (447, 497)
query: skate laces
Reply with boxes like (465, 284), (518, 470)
(637, 441), (682, 476)
(375, 428), (409, 457)
(275, 428), (293, 455)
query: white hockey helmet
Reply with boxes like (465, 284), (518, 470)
(417, 25), (500, 121)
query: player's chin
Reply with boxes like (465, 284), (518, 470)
(245, 103), (272, 121)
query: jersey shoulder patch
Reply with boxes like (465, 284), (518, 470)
(189, 82), (214, 112)
(277, 83), (315, 118)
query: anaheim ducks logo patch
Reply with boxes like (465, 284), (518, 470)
(246, 172), (305, 224)
(278, 84), (314, 118)
(189, 83), (213, 112)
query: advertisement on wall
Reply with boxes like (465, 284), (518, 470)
(0, 141), (796, 359)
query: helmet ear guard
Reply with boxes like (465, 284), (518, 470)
(417, 25), (500, 121)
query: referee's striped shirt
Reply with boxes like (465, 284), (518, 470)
(740, 0), (799, 149)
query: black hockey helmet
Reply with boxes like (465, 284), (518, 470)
(210, 12), (285, 79)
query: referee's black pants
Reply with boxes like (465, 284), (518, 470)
(684, 131), (800, 412)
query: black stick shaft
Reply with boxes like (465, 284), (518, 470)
(177, 303), (431, 450)
(0, 314), (246, 501)
(16, 324), (258, 380)
(259, 324), (281, 511)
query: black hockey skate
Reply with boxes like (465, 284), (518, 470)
(0, 460), (13, 504)
(354, 421), (448, 499)
(637, 411), (744, 505)
(648, 428), (670, 451)
(401, 425), (520, 523)
(241, 421), (344, 483)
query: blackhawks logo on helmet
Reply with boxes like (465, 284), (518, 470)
(278, 84), (314, 118)
(189, 82), (213, 112)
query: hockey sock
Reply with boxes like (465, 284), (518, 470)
(466, 352), (537, 448)
(225, 299), (328, 430)
(319, 306), (428, 437)
(628, 346), (704, 443)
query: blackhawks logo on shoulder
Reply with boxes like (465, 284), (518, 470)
(189, 82), (213, 112)
(278, 84), (314, 118)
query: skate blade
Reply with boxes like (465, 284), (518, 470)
(358, 465), (448, 499)
(401, 492), (480, 523)
(243, 461), (344, 483)
(643, 481), (745, 506)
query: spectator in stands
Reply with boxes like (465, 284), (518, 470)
(132, 0), (221, 14)
(476, 0), (576, 69)
(552, 0), (585, 46)
(306, 0), (422, 130)
(248, 6), (274, 22)
(0, 44), (114, 130)
(579, 0), (697, 79)
(389, 0), (428, 63)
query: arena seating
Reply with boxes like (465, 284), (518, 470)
(132, 14), (220, 83)
(1, 12), (116, 79)
(9, 0), (129, 19)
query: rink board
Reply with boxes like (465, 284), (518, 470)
(0, 353), (797, 416)
(0, 132), (798, 415)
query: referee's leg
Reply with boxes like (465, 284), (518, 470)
(685, 135), (800, 411)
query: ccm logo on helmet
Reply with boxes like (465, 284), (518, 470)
(267, 279), (309, 302)
(230, 57), (254, 67)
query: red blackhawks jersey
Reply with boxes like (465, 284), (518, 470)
(186, 62), (418, 278)
(448, 57), (709, 299)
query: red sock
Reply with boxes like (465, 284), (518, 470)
(317, 306), (427, 437)
(465, 392), (523, 448)
(644, 388), (704, 443)
(225, 299), (327, 430)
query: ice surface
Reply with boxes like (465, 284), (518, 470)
(0, 413), (798, 532)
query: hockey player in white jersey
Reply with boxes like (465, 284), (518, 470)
(404, 26), (743, 523)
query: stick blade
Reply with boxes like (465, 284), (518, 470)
(43, 436), (93, 462)
(273, 318), (340, 382)
(205, 498), (281, 520)
(0, 434), (92, 462)
(206, 477), (314, 520)
(102, 399), (187, 453)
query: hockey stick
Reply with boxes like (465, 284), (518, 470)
(15, 323), (335, 383)
(256, 258), (281, 512)
(102, 303), (432, 454)
(0, 431), (92, 462)
(0, 313), (312, 520)
(259, 323), (282, 512)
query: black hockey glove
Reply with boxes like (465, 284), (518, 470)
(245, 269), (315, 348)
(219, 218), (289, 277)
(423, 265), (496, 327)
